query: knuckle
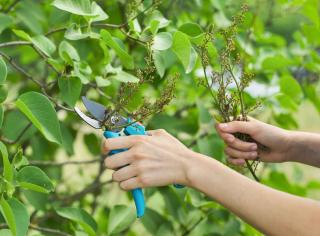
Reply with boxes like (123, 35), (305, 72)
(131, 148), (143, 160)
(138, 175), (149, 187)
(134, 135), (147, 144)
(135, 162), (144, 173)
(102, 140), (110, 153)
(119, 182), (128, 191)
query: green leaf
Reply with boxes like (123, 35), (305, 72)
(59, 41), (80, 63)
(153, 50), (166, 77)
(197, 134), (224, 161)
(152, 32), (172, 51)
(31, 35), (56, 57)
(2, 110), (36, 143)
(0, 198), (16, 236)
(172, 31), (197, 73)
(0, 86), (7, 103)
(58, 77), (82, 107)
(72, 61), (92, 84)
(179, 23), (203, 37)
(22, 190), (48, 211)
(0, 14), (13, 34)
(12, 29), (31, 41)
(12, 148), (24, 169)
(90, 2), (109, 22)
(0, 57), (6, 85)
(15, 0), (45, 34)
(141, 208), (173, 235)
(107, 205), (135, 235)
(0, 229), (11, 236)
(84, 133), (100, 156)
(145, 10), (170, 29)
(95, 76), (111, 87)
(279, 75), (303, 103)
(100, 30), (134, 70)
(262, 55), (292, 71)
(109, 70), (139, 83)
(65, 24), (91, 40)
(16, 92), (62, 144)
(17, 166), (54, 193)
(52, 0), (93, 16)
(0, 106), (3, 128)
(52, 0), (108, 21)
(56, 207), (97, 236)
(149, 20), (160, 35)
(0, 141), (13, 182)
(0, 197), (29, 236)
(60, 123), (75, 156)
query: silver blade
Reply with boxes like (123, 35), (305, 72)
(74, 107), (101, 129)
(82, 96), (106, 121)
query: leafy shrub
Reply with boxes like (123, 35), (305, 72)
(0, 0), (319, 235)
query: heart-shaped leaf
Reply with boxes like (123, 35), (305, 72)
(16, 92), (62, 144)
(152, 32), (172, 51)
(17, 166), (54, 193)
(172, 31), (197, 73)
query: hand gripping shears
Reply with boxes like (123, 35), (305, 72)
(74, 96), (184, 218)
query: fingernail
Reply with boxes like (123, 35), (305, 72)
(219, 123), (228, 130)
(251, 144), (257, 151)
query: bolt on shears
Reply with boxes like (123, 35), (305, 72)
(74, 96), (184, 218)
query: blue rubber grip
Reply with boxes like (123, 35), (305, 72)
(104, 128), (145, 218)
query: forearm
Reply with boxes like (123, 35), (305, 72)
(288, 131), (320, 167)
(186, 153), (320, 236)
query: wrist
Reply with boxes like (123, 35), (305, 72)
(281, 130), (296, 162)
(183, 151), (218, 188)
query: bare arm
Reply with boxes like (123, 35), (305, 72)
(289, 131), (320, 167)
(103, 128), (320, 236)
(188, 152), (320, 236)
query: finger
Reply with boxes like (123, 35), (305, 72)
(220, 133), (257, 152)
(225, 147), (258, 160)
(102, 135), (147, 154)
(119, 177), (142, 191)
(112, 165), (137, 182)
(104, 151), (133, 170)
(217, 120), (257, 135)
(227, 157), (246, 166)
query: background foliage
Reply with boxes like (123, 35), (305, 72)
(0, 0), (320, 235)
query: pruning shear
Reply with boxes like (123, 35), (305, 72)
(74, 96), (184, 218)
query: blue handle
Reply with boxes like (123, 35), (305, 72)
(104, 124), (146, 218)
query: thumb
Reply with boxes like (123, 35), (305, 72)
(217, 120), (256, 136)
